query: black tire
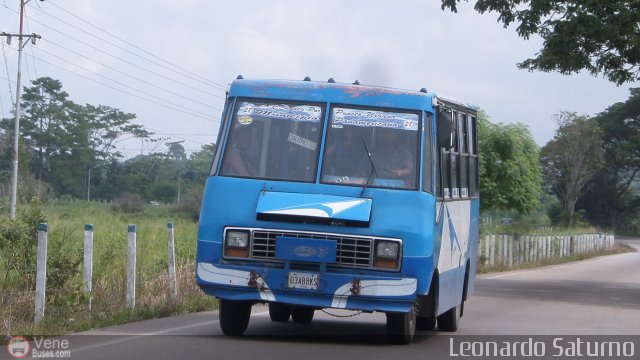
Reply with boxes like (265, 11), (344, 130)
(268, 302), (291, 322)
(416, 315), (436, 331)
(386, 310), (416, 344)
(437, 302), (461, 332)
(291, 307), (314, 323)
(219, 299), (252, 336)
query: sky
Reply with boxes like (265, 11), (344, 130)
(0, 0), (637, 158)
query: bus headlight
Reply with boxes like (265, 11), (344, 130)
(375, 241), (400, 269)
(376, 242), (398, 259)
(225, 230), (250, 258)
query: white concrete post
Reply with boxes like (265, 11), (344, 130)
(35, 223), (48, 324)
(502, 235), (508, 265)
(489, 235), (496, 266)
(126, 224), (137, 309)
(484, 235), (489, 265)
(168, 223), (177, 303)
(537, 236), (543, 261)
(83, 224), (94, 311)
(508, 235), (513, 268)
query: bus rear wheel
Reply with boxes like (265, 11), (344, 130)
(416, 315), (436, 331)
(437, 302), (461, 332)
(291, 307), (314, 323)
(219, 299), (252, 336)
(269, 302), (291, 322)
(386, 310), (416, 344)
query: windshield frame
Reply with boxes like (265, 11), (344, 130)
(320, 104), (422, 191)
(218, 97), (326, 183)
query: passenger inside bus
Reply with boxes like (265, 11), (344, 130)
(324, 126), (365, 176)
(222, 124), (259, 177)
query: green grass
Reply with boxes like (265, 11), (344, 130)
(0, 201), (216, 338)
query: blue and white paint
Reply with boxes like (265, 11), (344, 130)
(256, 191), (372, 222)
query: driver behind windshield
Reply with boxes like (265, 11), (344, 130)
(360, 128), (415, 186)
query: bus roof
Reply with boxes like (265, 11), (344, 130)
(227, 78), (438, 111)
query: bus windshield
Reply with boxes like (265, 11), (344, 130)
(219, 100), (324, 182)
(321, 107), (420, 190)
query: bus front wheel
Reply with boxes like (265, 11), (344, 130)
(219, 299), (252, 336)
(386, 310), (416, 344)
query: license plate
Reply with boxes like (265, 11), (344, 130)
(287, 272), (319, 290)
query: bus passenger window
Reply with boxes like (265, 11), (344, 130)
(459, 113), (469, 197)
(469, 115), (478, 197)
(450, 111), (459, 198)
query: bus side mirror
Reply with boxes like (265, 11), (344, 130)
(437, 110), (453, 149)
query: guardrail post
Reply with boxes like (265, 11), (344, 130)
(127, 224), (137, 309)
(35, 223), (48, 324)
(84, 224), (94, 311)
(168, 223), (177, 303)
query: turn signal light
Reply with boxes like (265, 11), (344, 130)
(375, 258), (398, 269)
(225, 247), (249, 258)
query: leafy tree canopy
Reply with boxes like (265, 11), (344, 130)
(540, 112), (603, 226)
(441, 0), (640, 84)
(477, 111), (542, 214)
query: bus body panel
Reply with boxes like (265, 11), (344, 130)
(196, 78), (479, 319)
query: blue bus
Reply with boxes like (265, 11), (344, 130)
(196, 77), (479, 344)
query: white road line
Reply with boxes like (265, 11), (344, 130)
(66, 311), (270, 355)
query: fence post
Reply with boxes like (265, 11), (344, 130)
(484, 235), (489, 265)
(35, 223), (48, 324)
(84, 224), (94, 311)
(508, 235), (514, 268)
(489, 235), (496, 266)
(127, 224), (137, 309)
(168, 223), (177, 303)
(502, 235), (508, 265)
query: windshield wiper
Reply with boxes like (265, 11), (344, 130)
(360, 137), (378, 197)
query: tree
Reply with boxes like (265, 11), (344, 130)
(441, 1), (640, 84)
(578, 88), (640, 230)
(540, 112), (603, 227)
(477, 111), (542, 214)
(0, 77), (154, 199)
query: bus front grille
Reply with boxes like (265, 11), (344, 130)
(251, 230), (374, 268)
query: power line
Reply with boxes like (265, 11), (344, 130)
(4, 5), (225, 99)
(45, 39), (223, 99)
(45, 0), (229, 90)
(27, 53), (219, 124)
(23, 6), (39, 79)
(28, 2), (228, 92)
(1, 41), (14, 106)
(25, 49), (218, 121)
(38, 41), (223, 112)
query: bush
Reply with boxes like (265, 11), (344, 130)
(176, 186), (203, 221)
(111, 193), (145, 213)
(0, 197), (46, 301)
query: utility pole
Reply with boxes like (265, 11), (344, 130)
(1, 0), (42, 219)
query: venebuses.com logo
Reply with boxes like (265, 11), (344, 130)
(6, 336), (30, 359)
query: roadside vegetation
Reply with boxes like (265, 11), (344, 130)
(1, 53), (640, 338)
(0, 200), (216, 339)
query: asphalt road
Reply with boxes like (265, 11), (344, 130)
(4, 239), (639, 360)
